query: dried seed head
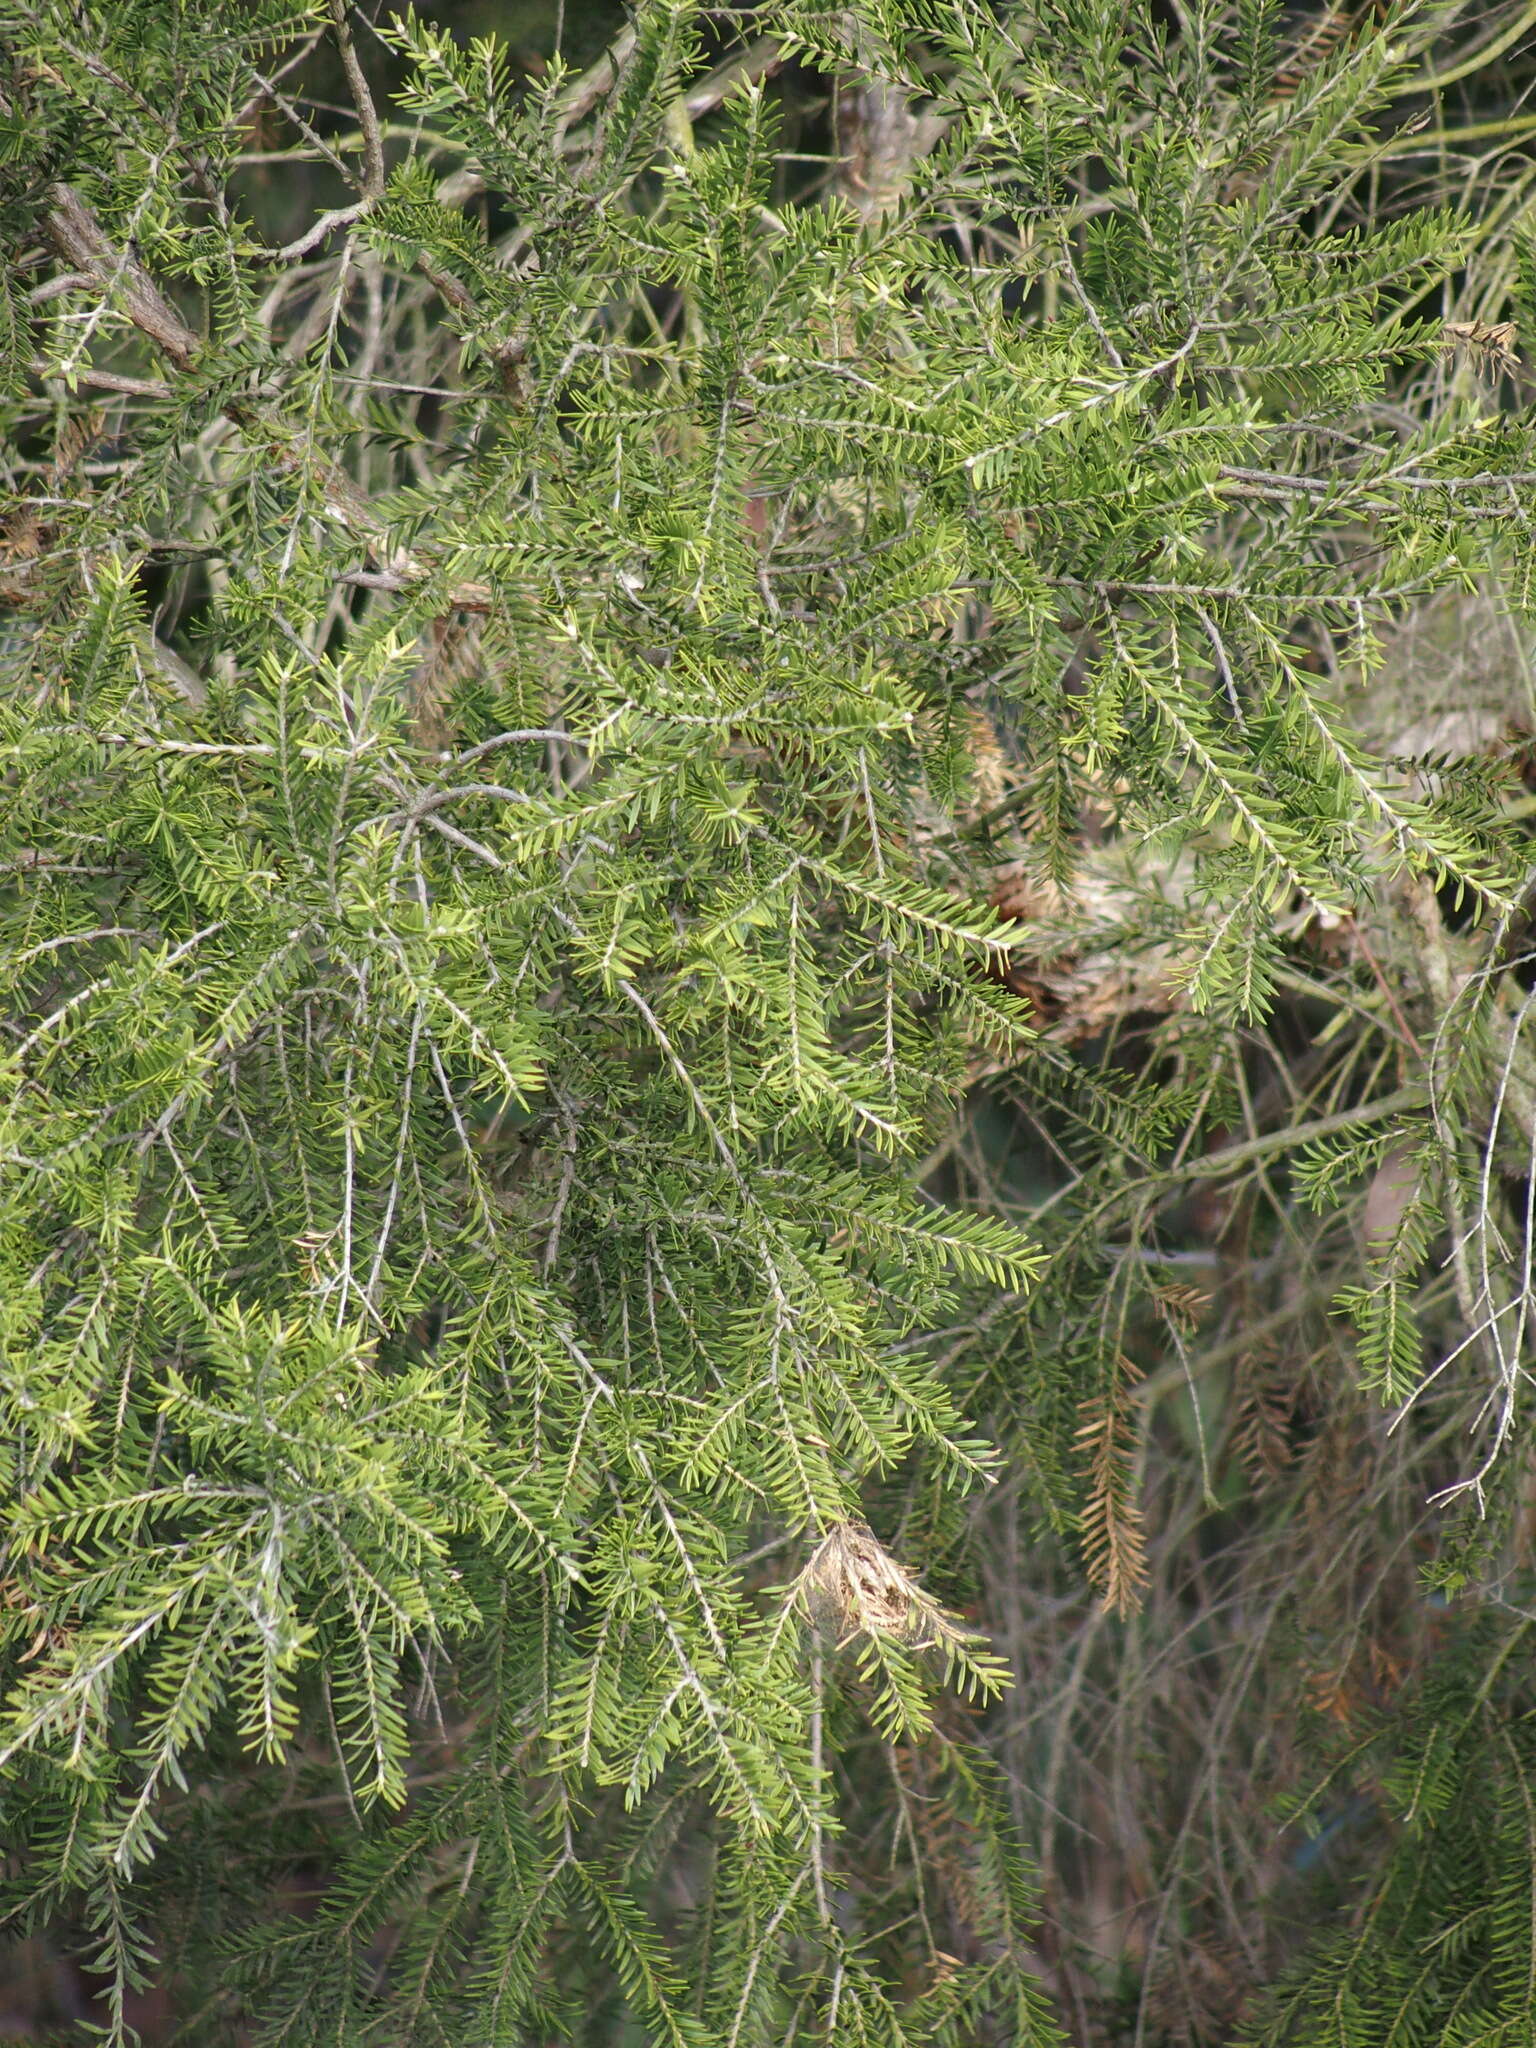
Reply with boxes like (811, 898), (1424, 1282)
(792, 1521), (967, 1651)
(1443, 319), (1521, 371)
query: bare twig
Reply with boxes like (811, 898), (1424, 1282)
(44, 183), (201, 369)
(329, 0), (385, 198)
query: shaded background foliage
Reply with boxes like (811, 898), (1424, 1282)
(5, 0), (1536, 2043)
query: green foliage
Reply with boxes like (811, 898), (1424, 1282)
(4, 0), (1536, 2040)
(1244, 1621), (1536, 2048)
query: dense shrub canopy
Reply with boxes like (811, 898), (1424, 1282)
(4, 1), (1536, 2041)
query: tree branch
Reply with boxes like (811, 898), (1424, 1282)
(44, 184), (201, 369)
